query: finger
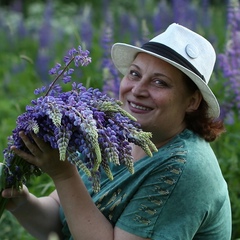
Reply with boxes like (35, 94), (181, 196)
(18, 131), (42, 157)
(30, 132), (51, 153)
(1, 187), (24, 198)
(11, 145), (37, 165)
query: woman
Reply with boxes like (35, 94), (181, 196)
(2, 23), (231, 239)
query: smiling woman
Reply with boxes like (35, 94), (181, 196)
(1, 23), (231, 240)
(119, 53), (199, 147)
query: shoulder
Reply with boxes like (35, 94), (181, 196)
(152, 129), (227, 201)
(160, 129), (218, 173)
(164, 130), (224, 184)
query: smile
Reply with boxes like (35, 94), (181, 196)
(129, 102), (152, 111)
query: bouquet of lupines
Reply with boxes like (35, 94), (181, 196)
(0, 46), (157, 218)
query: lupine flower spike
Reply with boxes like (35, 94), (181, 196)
(0, 45), (157, 219)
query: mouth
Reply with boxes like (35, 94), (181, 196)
(129, 101), (152, 111)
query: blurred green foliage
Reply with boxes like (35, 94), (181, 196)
(0, 0), (239, 239)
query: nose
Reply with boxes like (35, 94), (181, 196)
(131, 80), (149, 97)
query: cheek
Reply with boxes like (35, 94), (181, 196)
(119, 78), (130, 101)
(152, 94), (171, 108)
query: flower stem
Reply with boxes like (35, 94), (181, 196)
(0, 193), (8, 219)
(45, 57), (75, 96)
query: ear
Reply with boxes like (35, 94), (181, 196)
(186, 90), (202, 113)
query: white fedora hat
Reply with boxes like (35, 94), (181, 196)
(111, 23), (220, 118)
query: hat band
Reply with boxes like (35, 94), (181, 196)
(141, 42), (205, 82)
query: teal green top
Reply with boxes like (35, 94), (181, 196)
(59, 129), (232, 239)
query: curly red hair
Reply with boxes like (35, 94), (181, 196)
(184, 76), (225, 142)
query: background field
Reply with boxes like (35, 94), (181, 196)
(0, 0), (239, 239)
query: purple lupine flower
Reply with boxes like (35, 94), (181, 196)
(0, 43), (157, 205)
(79, 7), (93, 50)
(101, 25), (121, 99)
(10, 0), (23, 13)
(38, 1), (53, 48)
(44, 46), (91, 96)
(200, 0), (211, 28)
(172, 0), (198, 30)
(218, 1), (240, 123)
(49, 63), (62, 75)
(35, 0), (55, 83)
(152, 1), (172, 33)
(16, 17), (28, 39)
(74, 51), (92, 67)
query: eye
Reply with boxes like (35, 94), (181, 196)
(130, 70), (139, 76)
(128, 69), (140, 79)
(154, 79), (169, 87)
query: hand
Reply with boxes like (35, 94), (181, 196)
(11, 131), (76, 181)
(1, 185), (30, 213)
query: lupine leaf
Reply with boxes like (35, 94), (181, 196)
(0, 45), (157, 197)
(0, 163), (5, 191)
(48, 103), (62, 128)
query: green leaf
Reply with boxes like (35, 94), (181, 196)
(0, 162), (8, 219)
(0, 163), (5, 191)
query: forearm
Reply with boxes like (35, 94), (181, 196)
(53, 167), (114, 240)
(11, 193), (63, 240)
(10, 132), (113, 239)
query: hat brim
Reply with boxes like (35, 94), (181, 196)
(111, 43), (220, 118)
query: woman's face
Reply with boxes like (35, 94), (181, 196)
(119, 53), (199, 146)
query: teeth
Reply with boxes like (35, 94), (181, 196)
(130, 102), (150, 111)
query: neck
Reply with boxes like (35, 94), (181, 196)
(131, 129), (185, 162)
(131, 144), (147, 162)
(150, 126), (186, 149)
